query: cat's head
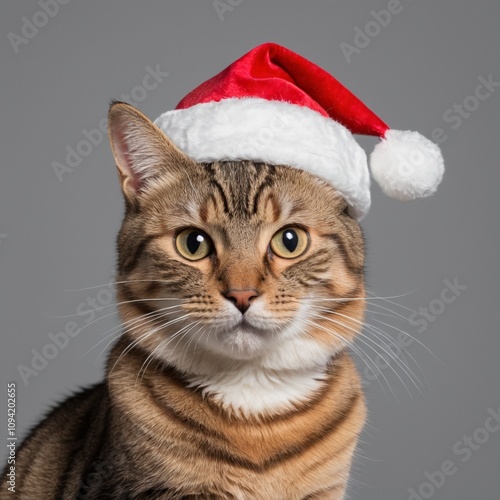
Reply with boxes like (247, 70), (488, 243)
(108, 102), (365, 369)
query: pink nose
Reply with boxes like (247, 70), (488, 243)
(223, 289), (260, 314)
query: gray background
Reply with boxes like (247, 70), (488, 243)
(1, 1), (499, 498)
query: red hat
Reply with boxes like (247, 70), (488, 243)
(155, 42), (444, 219)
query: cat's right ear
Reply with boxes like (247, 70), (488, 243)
(107, 101), (188, 202)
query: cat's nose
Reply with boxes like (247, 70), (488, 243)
(223, 288), (260, 314)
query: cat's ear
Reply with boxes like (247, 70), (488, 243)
(107, 101), (188, 201)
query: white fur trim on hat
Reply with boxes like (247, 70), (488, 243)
(370, 129), (444, 201)
(154, 97), (371, 220)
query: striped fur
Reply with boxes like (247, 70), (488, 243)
(2, 103), (367, 499)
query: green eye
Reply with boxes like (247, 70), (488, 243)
(270, 227), (309, 259)
(175, 229), (213, 261)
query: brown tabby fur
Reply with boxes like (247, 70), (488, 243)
(2, 103), (367, 499)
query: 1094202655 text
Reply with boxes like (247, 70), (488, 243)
(6, 383), (17, 494)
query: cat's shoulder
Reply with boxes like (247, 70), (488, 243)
(18, 382), (108, 453)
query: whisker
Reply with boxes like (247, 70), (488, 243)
(172, 321), (205, 371)
(301, 317), (394, 398)
(307, 290), (416, 304)
(140, 320), (205, 379)
(358, 322), (429, 387)
(58, 279), (181, 292)
(324, 310), (424, 391)
(313, 295), (439, 356)
(308, 311), (423, 397)
(136, 320), (202, 383)
(90, 309), (184, 365)
(108, 313), (192, 376)
(48, 302), (162, 354)
(310, 312), (423, 398)
(310, 304), (428, 383)
(203, 323), (217, 353)
(365, 288), (422, 315)
(371, 318), (443, 363)
(365, 308), (403, 319)
(86, 305), (183, 358)
(44, 296), (186, 319)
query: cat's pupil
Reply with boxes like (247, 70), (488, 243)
(283, 230), (298, 252)
(187, 232), (204, 254)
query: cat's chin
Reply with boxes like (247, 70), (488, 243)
(209, 322), (273, 360)
(235, 320), (269, 337)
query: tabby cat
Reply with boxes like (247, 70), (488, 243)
(2, 102), (367, 499)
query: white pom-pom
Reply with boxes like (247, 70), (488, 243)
(370, 129), (444, 201)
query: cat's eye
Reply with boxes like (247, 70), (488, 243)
(175, 228), (213, 261)
(270, 227), (309, 259)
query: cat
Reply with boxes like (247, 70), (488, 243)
(2, 102), (367, 499)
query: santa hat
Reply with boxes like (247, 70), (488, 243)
(154, 42), (444, 220)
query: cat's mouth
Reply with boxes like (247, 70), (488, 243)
(216, 316), (272, 338)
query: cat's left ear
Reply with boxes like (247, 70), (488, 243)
(108, 101), (189, 201)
